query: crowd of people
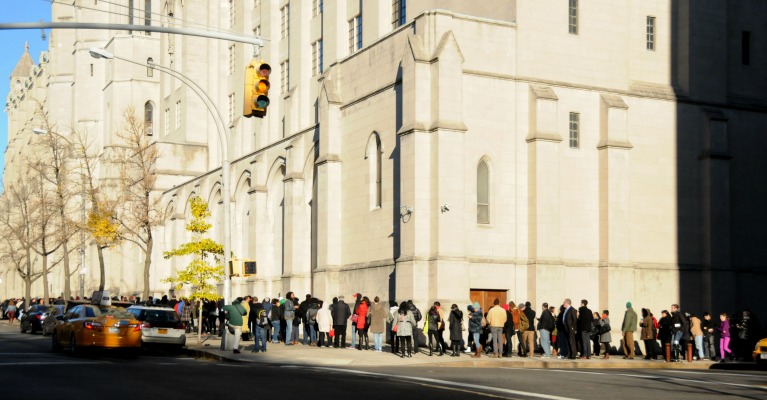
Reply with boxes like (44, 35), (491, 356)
(2, 294), (763, 363)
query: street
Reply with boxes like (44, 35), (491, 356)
(0, 322), (765, 400)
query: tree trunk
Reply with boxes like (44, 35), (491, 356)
(24, 249), (32, 302)
(143, 231), (153, 301)
(97, 245), (106, 292)
(42, 254), (49, 305)
(198, 304), (203, 345)
(62, 241), (71, 300)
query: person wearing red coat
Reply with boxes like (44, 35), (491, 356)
(355, 297), (371, 350)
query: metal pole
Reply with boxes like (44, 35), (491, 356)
(104, 54), (232, 305)
(0, 22), (263, 47)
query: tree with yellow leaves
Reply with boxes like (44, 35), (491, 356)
(162, 196), (223, 343)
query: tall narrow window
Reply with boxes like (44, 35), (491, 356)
(175, 100), (181, 130)
(569, 112), (580, 149)
(281, 5), (290, 39)
(228, 45), (235, 75)
(229, 0), (235, 28)
(646, 16), (656, 50)
(144, 0), (151, 34)
(312, 40), (323, 76)
(742, 31), (751, 65)
(392, 0), (406, 28)
(477, 161), (489, 224)
(313, 0), (323, 17)
(367, 134), (382, 209)
(228, 93), (235, 126)
(164, 108), (170, 136)
(568, 0), (578, 35)
(349, 15), (362, 53)
(280, 60), (290, 93)
(144, 101), (154, 136)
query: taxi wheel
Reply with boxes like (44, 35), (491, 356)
(69, 335), (79, 354)
(52, 332), (62, 352)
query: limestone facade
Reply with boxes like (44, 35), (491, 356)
(2, 1), (767, 329)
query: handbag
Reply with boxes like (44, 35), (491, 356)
(392, 323), (398, 333)
(352, 314), (359, 323)
(226, 322), (235, 335)
(328, 328), (335, 337)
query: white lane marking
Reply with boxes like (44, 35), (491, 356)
(542, 369), (767, 391)
(0, 361), (104, 366)
(665, 370), (767, 378)
(308, 366), (582, 400)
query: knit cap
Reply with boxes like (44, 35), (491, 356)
(626, 301), (632, 308)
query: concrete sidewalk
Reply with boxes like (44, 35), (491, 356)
(184, 333), (717, 370)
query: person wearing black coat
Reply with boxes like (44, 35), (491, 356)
(562, 299), (578, 360)
(448, 304), (464, 357)
(577, 300), (594, 358)
(331, 296), (351, 348)
(503, 305), (514, 357)
(537, 303), (555, 357)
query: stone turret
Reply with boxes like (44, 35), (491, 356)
(9, 42), (34, 93)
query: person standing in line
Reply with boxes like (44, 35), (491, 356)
(521, 302), (537, 357)
(468, 303), (483, 358)
(690, 313), (704, 360)
(282, 292), (296, 345)
(591, 311), (602, 357)
(448, 304), (463, 357)
(252, 298), (268, 353)
(486, 298), (507, 358)
(434, 301), (449, 355)
(331, 295), (351, 348)
(577, 300), (593, 359)
(426, 305), (443, 356)
(316, 300), (333, 348)
(269, 298), (282, 343)
(669, 303), (685, 360)
(701, 312), (716, 360)
(621, 302), (638, 359)
(561, 299), (578, 360)
(395, 302), (416, 358)
(537, 302), (555, 358)
(718, 312), (733, 363)
(640, 308), (657, 360)
(599, 310), (612, 359)
(407, 300), (422, 354)
(502, 303), (514, 357)
(369, 296), (387, 352)
(349, 293), (362, 349)
(222, 299), (247, 354)
(355, 296), (370, 350)
(387, 301), (400, 354)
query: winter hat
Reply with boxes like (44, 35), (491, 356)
(338, 295), (345, 301)
(626, 301), (632, 308)
(501, 304), (509, 311)
(472, 301), (481, 310)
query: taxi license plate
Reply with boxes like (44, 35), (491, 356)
(761, 353), (767, 360)
(158, 329), (168, 334)
(109, 327), (120, 334)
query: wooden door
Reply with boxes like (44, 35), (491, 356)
(469, 289), (507, 312)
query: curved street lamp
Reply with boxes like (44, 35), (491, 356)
(89, 47), (233, 305)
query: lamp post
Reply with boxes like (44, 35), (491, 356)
(80, 267), (86, 299)
(88, 47), (233, 305)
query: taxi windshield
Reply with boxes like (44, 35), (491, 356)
(97, 307), (135, 319)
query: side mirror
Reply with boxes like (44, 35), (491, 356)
(56, 315), (64, 321)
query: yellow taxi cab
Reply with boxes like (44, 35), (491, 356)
(754, 337), (767, 366)
(51, 303), (142, 354)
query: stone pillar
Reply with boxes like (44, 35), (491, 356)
(251, 155), (273, 296)
(396, 34), (432, 307)
(596, 94), (633, 314)
(527, 85), (562, 305)
(699, 109), (730, 312)
(314, 79), (343, 299)
(283, 138), (310, 295)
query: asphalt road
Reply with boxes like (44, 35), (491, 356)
(1, 322), (765, 400)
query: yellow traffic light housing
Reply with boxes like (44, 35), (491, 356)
(243, 60), (271, 118)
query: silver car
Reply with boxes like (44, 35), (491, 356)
(126, 306), (187, 349)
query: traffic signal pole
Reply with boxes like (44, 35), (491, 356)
(0, 21), (264, 306)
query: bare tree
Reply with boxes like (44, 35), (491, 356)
(70, 128), (120, 292)
(0, 179), (42, 302)
(113, 108), (165, 300)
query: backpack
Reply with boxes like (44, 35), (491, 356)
(519, 312), (529, 332)
(257, 309), (268, 327)
(308, 307), (318, 323)
(413, 307), (422, 323)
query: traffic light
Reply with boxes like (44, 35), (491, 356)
(243, 60), (271, 118)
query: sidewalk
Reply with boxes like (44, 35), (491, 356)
(184, 333), (717, 370)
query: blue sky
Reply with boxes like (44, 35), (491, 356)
(0, 1), (52, 191)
